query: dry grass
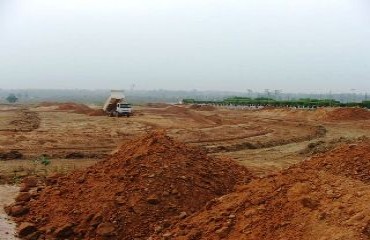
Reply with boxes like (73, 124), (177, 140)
(0, 159), (98, 184)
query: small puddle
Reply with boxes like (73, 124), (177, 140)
(0, 185), (19, 240)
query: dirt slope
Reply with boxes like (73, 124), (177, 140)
(9, 131), (252, 240)
(301, 139), (370, 183)
(320, 108), (370, 121)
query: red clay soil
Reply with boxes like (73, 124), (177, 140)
(189, 105), (216, 111)
(40, 102), (105, 116)
(56, 102), (94, 114)
(257, 107), (370, 122)
(301, 139), (370, 183)
(158, 169), (370, 240)
(87, 109), (106, 116)
(319, 108), (370, 121)
(144, 105), (218, 125)
(8, 131), (252, 240)
(153, 140), (370, 240)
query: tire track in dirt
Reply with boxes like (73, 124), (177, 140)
(184, 129), (273, 144)
(205, 125), (327, 153)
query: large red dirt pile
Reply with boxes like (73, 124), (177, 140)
(8, 131), (252, 240)
(158, 169), (370, 240)
(154, 140), (370, 240)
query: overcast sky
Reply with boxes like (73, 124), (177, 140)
(0, 0), (369, 93)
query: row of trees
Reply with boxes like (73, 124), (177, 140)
(183, 97), (370, 108)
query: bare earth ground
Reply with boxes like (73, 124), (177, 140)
(0, 103), (369, 239)
(0, 104), (369, 178)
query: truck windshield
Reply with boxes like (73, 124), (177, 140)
(120, 104), (131, 108)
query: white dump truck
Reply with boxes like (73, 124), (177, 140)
(103, 90), (133, 117)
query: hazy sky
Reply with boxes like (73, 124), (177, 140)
(0, 0), (369, 92)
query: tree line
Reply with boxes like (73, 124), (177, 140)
(183, 97), (370, 109)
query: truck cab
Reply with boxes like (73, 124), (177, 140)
(114, 103), (133, 117)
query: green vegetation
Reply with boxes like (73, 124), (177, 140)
(362, 101), (370, 109)
(183, 97), (370, 108)
(6, 93), (18, 103)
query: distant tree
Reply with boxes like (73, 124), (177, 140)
(6, 94), (18, 103)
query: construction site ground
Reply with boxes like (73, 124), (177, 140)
(1, 103), (369, 178)
(0, 103), (369, 239)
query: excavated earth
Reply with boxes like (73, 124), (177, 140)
(152, 139), (370, 240)
(42, 102), (105, 116)
(6, 131), (252, 240)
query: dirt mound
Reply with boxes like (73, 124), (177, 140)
(318, 108), (370, 121)
(9, 131), (252, 240)
(38, 102), (59, 107)
(299, 136), (367, 156)
(56, 102), (93, 114)
(158, 169), (370, 240)
(87, 109), (106, 116)
(153, 141), (370, 240)
(189, 104), (216, 111)
(302, 138), (370, 183)
(39, 102), (106, 116)
(8, 111), (40, 132)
